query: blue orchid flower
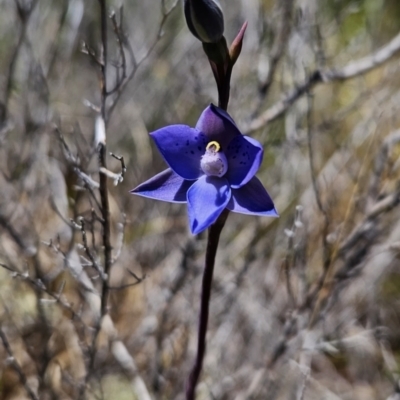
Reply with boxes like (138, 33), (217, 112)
(131, 104), (278, 234)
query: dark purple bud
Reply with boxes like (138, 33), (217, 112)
(184, 0), (224, 43)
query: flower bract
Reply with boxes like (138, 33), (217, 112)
(131, 104), (278, 234)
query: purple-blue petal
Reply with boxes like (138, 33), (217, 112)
(227, 176), (278, 217)
(225, 135), (263, 188)
(150, 125), (208, 180)
(130, 168), (193, 203)
(195, 104), (241, 149)
(187, 175), (231, 234)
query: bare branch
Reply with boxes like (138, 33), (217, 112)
(107, 8), (127, 95)
(4, 0), (39, 117)
(107, 0), (179, 118)
(0, 263), (85, 326)
(368, 130), (400, 202)
(258, 0), (295, 97)
(99, 153), (125, 185)
(81, 41), (103, 67)
(80, 218), (107, 281)
(246, 31), (400, 133)
(110, 152), (126, 178)
(338, 186), (400, 257)
(306, 91), (331, 292)
(112, 214), (126, 264)
(0, 328), (39, 400)
(108, 271), (146, 290)
(0, 215), (30, 252)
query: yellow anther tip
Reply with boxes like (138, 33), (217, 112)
(206, 141), (221, 152)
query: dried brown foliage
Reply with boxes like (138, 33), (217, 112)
(1, 0), (400, 399)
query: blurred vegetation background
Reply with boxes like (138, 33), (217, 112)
(1, 0), (400, 399)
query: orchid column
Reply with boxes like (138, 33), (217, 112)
(131, 1), (278, 398)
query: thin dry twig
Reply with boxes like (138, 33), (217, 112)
(283, 225), (297, 308)
(0, 263), (85, 325)
(367, 130), (400, 201)
(5, 0), (39, 117)
(153, 238), (198, 393)
(110, 152), (126, 178)
(305, 91), (331, 301)
(0, 328), (39, 400)
(338, 185), (400, 259)
(81, 41), (103, 67)
(306, 121), (380, 325)
(246, 31), (400, 133)
(0, 215), (30, 252)
(258, 0), (295, 97)
(77, 2), (152, 399)
(107, 0), (179, 119)
(108, 270), (145, 290)
(80, 219), (107, 281)
(107, 8), (127, 95)
(112, 214), (126, 264)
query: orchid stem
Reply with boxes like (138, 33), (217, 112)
(186, 209), (229, 400)
(186, 31), (234, 398)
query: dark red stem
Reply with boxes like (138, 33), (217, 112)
(185, 209), (229, 400)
